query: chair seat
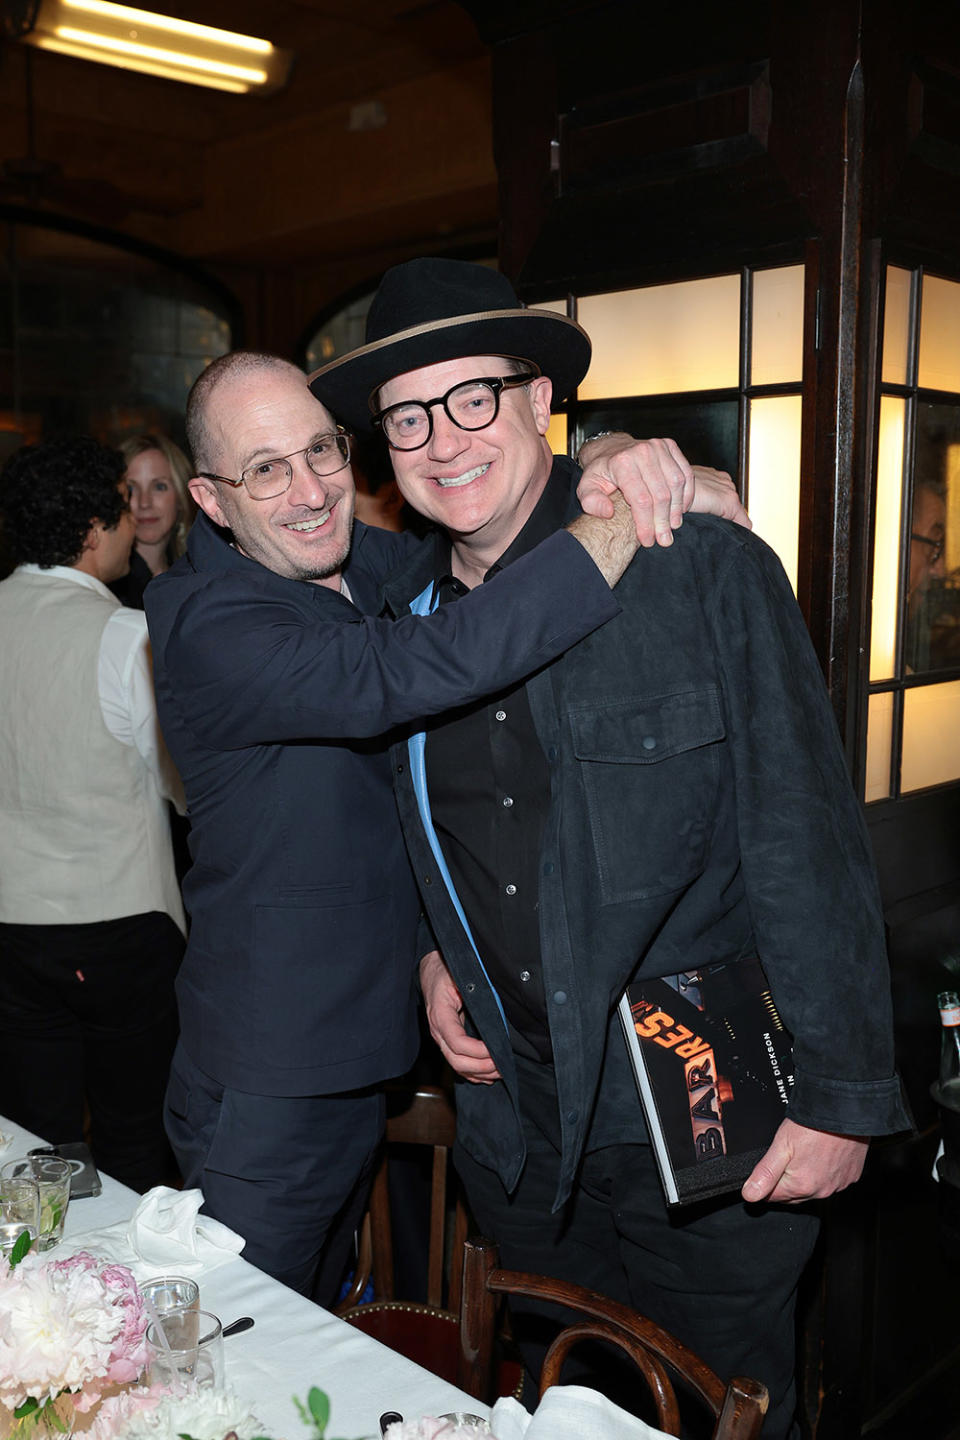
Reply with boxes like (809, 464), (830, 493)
(343, 1300), (523, 1399)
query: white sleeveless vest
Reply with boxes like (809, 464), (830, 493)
(0, 570), (185, 932)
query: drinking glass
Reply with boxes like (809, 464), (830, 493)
(0, 1175), (39, 1234)
(1, 1157), (71, 1251)
(140, 1274), (200, 1314)
(146, 1308), (223, 1390)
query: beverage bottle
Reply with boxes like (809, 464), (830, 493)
(938, 990), (960, 1093)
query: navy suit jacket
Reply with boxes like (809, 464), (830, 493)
(145, 510), (619, 1097)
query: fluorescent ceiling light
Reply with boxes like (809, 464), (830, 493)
(24, 0), (291, 94)
(58, 0), (274, 52)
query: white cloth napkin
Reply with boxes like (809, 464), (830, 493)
(65, 1185), (244, 1280)
(490, 1385), (672, 1440)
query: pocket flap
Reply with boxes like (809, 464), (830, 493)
(570, 687), (724, 763)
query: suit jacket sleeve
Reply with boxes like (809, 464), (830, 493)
(164, 530), (620, 748)
(709, 536), (910, 1136)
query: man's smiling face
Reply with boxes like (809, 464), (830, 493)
(190, 367), (356, 588)
(379, 355), (554, 563)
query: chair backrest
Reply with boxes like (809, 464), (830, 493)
(336, 1083), (467, 1314)
(456, 1236), (769, 1440)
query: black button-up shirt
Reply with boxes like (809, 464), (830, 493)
(424, 471), (571, 1062)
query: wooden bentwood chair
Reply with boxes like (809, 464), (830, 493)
(456, 1237), (770, 1440)
(336, 1086), (522, 1399)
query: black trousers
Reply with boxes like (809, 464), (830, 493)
(165, 1042), (384, 1306)
(0, 912), (183, 1193)
(454, 1064), (820, 1440)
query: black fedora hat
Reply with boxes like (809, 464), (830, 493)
(308, 258), (591, 431)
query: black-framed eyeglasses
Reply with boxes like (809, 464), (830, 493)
(911, 531), (946, 565)
(199, 429), (353, 501)
(371, 370), (540, 451)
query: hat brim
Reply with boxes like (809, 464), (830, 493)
(307, 308), (591, 431)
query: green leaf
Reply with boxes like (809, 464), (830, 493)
(307, 1389), (331, 1431)
(45, 1402), (70, 1433)
(9, 1228), (32, 1267)
(14, 1397), (40, 1419)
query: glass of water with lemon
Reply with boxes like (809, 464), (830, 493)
(1, 1156), (72, 1251)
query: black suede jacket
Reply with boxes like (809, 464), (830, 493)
(382, 460), (911, 1210)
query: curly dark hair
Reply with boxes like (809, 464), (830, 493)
(0, 436), (129, 568)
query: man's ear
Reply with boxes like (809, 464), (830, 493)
(528, 375), (554, 436)
(188, 476), (228, 527)
(81, 519), (102, 553)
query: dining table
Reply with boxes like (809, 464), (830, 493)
(0, 1113), (490, 1440)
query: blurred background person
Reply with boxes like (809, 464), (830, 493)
(0, 436), (185, 1191)
(110, 434), (196, 610)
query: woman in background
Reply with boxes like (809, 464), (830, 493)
(110, 434), (195, 609)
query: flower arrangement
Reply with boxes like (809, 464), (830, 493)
(0, 1239), (495, 1440)
(0, 1249), (148, 1435)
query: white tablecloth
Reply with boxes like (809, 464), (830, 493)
(1, 1115), (488, 1439)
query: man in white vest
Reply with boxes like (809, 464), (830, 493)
(0, 436), (186, 1192)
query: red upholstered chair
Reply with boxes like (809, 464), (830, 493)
(456, 1236), (769, 1440)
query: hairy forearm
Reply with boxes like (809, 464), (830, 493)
(566, 490), (639, 586)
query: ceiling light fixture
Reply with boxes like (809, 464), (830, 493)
(22, 0), (291, 94)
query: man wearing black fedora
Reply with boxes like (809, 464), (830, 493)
(309, 258), (909, 1435)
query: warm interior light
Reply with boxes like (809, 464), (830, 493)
(55, 26), (267, 82)
(870, 396), (906, 681)
(864, 692), (894, 803)
(24, 0), (290, 93)
(546, 412), (568, 456)
(578, 275), (741, 400)
(58, 0), (273, 52)
(31, 32), (249, 91)
(902, 680), (960, 792)
(747, 395), (802, 593)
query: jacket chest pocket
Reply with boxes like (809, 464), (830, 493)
(569, 687), (725, 905)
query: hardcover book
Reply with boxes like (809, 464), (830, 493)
(618, 957), (794, 1207)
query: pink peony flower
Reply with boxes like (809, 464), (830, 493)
(0, 1250), (147, 1414)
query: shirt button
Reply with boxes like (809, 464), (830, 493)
(543, 862), (554, 876)
(547, 745), (558, 761)
(642, 735), (657, 751)
(505, 883), (517, 896)
(502, 795), (514, 808)
(519, 970), (531, 983)
(465, 982), (476, 993)
(495, 709), (507, 722)
(553, 990), (567, 1004)
(566, 1110), (578, 1125)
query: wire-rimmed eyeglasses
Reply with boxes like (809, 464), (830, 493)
(911, 530), (946, 566)
(371, 370), (540, 451)
(199, 429), (353, 501)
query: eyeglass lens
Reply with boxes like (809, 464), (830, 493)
(242, 435), (351, 499)
(381, 380), (505, 450)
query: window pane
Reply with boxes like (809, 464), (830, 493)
(908, 403), (960, 672)
(870, 397), (906, 681)
(747, 396), (802, 593)
(751, 266), (804, 386)
(902, 679), (960, 791)
(546, 411), (568, 455)
(573, 397), (739, 479)
(882, 266), (913, 387)
(578, 275), (740, 400)
(918, 274), (960, 394)
(865, 691), (894, 803)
